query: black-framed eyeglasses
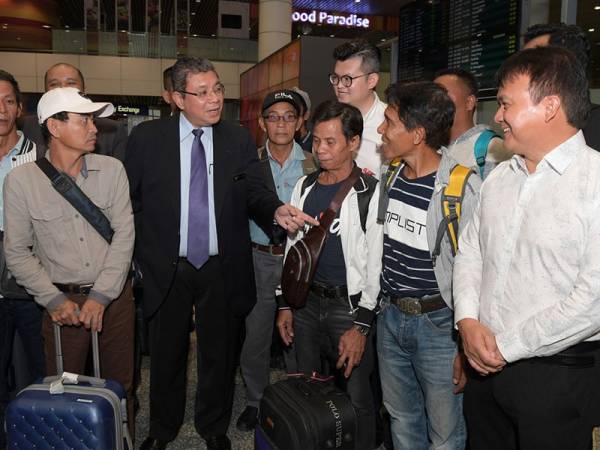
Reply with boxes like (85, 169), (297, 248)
(178, 82), (225, 99)
(263, 112), (298, 123)
(329, 73), (373, 87)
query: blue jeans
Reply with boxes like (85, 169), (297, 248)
(377, 300), (465, 450)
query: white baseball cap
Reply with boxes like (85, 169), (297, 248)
(37, 87), (115, 124)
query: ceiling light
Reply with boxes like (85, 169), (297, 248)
(330, 34), (335, 37)
(589, 28), (595, 32)
(595, 6), (600, 10)
(42, 24), (51, 29)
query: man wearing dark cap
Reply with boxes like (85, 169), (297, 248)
(236, 89), (317, 431)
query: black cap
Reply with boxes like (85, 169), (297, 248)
(261, 90), (302, 115)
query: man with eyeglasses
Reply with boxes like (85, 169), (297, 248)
(3, 87), (135, 431)
(236, 89), (317, 432)
(125, 58), (317, 450)
(331, 39), (387, 178)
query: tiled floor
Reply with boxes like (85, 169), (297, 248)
(134, 334), (285, 449)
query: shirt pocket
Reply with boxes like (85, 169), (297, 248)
(30, 205), (68, 245)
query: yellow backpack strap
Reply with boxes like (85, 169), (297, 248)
(432, 165), (473, 262)
(385, 158), (403, 189)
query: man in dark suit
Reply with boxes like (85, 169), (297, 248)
(19, 62), (128, 160)
(124, 57), (315, 450)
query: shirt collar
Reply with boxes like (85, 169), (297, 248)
(363, 91), (382, 120)
(509, 131), (584, 175)
(451, 124), (488, 145)
(8, 131), (25, 157)
(179, 113), (212, 141)
(265, 140), (305, 163)
(43, 150), (96, 179)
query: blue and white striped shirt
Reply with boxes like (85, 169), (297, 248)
(381, 169), (440, 298)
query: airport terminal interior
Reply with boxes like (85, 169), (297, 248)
(2, 0), (600, 449)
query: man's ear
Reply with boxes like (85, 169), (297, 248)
(47, 118), (61, 139)
(542, 95), (561, 123)
(172, 91), (186, 111)
(466, 94), (477, 113)
(349, 134), (361, 153)
(367, 72), (380, 91)
(413, 126), (425, 146)
(258, 116), (267, 133)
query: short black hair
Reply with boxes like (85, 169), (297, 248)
(172, 57), (216, 94)
(496, 46), (590, 129)
(311, 100), (363, 143)
(41, 111), (70, 146)
(0, 69), (22, 104)
(385, 81), (455, 150)
(163, 66), (174, 91)
(333, 39), (381, 74)
(524, 23), (591, 70)
(434, 67), (479, 97)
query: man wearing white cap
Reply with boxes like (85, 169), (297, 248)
(2, 87), (136, 429)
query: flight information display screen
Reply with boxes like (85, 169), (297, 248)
(397, 0), (519, 95)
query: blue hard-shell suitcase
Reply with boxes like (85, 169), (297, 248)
(5, 325), (132, 449)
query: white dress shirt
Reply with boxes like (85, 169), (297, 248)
(453, 131), (600, 363)
(355, 92), (386, 179)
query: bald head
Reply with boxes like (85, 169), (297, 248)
(44, 63), (85, 92)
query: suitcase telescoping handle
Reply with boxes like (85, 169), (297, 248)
(53, 323), (101, 379)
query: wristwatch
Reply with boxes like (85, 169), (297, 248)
(353, 324), (370, 336)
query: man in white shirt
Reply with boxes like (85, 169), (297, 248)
(434, 68), (510, 178)
(330, 39), (386, 178)
(453, 46), (600, 450)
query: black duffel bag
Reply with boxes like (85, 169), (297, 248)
(258, 374), (356, 450)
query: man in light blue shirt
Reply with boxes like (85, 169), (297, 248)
(236, 89), (317, 432)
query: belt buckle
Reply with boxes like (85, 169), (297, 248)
(402, 297), (422, 315)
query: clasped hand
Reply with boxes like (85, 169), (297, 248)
(50, 298), (105, 332)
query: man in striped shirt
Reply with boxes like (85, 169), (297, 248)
(376, 81), (481, 450)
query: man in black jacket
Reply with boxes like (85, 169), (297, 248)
(124, 57), (315, 450)
(19, 62), (128, 160)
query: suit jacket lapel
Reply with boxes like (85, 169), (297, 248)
(212, 121), (233, 222)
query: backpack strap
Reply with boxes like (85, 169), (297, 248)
(474, 129), (500, 178)
(432, 165), (473, 263)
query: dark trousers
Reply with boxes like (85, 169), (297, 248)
(148, 257), (241, 442)
(464, 351), (600, 450)
(42, 280), (135, 435)
(0, 298), (45, 449)
(294, 290), (375, 450)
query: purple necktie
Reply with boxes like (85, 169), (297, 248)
(187, 129), (209, 269)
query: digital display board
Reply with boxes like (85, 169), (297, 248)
(397, 0), (519, 95)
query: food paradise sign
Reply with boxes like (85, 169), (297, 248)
(291, 10), (370, 29)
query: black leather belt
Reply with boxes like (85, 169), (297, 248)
(533, 341), (600, 368)
(252, 242), (284, 256)
(310, 282), (348, 299)
(54, 283), (93, 295)
(389, 294), (446, 315)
